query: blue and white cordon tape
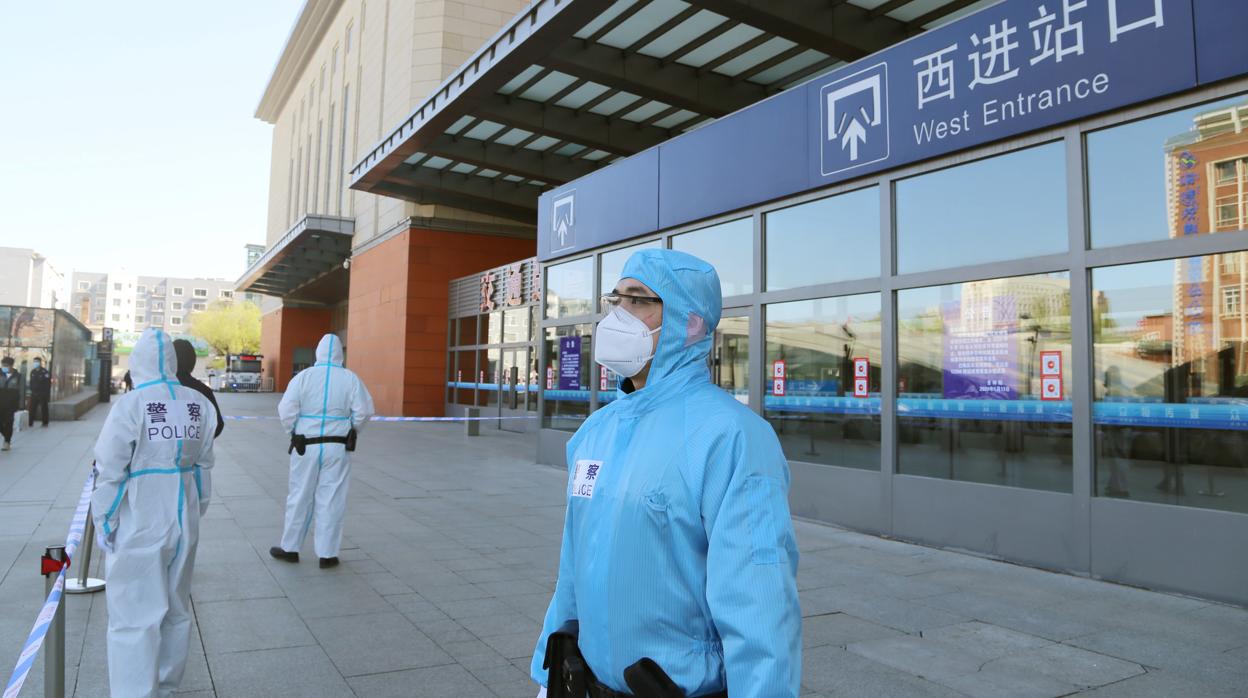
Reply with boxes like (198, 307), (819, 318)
(224, 414), (539, 422)
(4, 470), (95, 698)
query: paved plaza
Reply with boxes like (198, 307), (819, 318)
(0, 393), (1245, 697)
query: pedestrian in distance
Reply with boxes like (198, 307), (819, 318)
(270, 333), (374, 568)
(29, 356), (52, 428)
(0, 357), (21, 451)
(90, 329), (217, 697)
(123, 369), (134, 392)
(173, 339), (225, 438)
(532, 249), (802, 698)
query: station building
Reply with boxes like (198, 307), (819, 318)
(246, 0), (1248, 605)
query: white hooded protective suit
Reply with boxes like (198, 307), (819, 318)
(277, 334), (374, 558)
(91, 328), (217, 698)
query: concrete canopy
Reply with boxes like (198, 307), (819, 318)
(350, 0), (994, 224)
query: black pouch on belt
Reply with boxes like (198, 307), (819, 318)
(345, 428), (357, 452)
(288, 433), (307, 456)
(544, 620), (591, 697)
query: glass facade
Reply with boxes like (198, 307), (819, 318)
(766, 295), (882, 470)
(543, 324), (592, 432)
(1088, 95), (1248, 247)
(1093, 257), (1248, 513)
(895, 142), (1068, 273)
(535, 88), (1248, 520)
(670, 218), (753, 297)
(546, 257), (593, 319)
(766, 187), (879, 290)
(897, 274), (1073, 492)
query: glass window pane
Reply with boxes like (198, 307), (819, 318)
(896, 143), (1067, 274)
(671, 218), (753, 296)
(543, 324), (593, 431)
(488, 312), (503, 344)
(897, 273), (1073, 492)
(600, 240), (662, 310)
(1088, 94), (1248, 247)
(713, 316), (750, 404)
(545, 257), (594, 319)
(1093, 255), (1248, 513)
(766, 187), (879, 290)
(765, 294), (882, 470)
(503, 307), (530, 344)
(457, 315), (478, 346)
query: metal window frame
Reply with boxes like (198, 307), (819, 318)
(536, 77), (1248, 506)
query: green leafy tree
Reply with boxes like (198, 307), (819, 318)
(189, 301), (261, 355)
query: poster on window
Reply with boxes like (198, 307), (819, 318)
(941, 295), (1018, 400)
(559, 336), (581, 390)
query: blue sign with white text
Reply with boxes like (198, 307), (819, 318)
(807, 0), (1194, 187)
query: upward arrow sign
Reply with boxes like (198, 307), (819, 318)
(841, 118), (867, 161)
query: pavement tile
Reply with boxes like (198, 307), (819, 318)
(801, 612), (906, 649)
(457, 611), (540, 639)
(207, 645), (353, 697)
(346, 664), (494, 697)
(281, 574), (394, 619)
(801, 645), (966, 697)
(482, 630), (541, 660)
(305, 611), (452, 677)
(196, 597), (315, 655)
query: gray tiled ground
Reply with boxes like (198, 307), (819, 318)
(0, 393), (1245, 697)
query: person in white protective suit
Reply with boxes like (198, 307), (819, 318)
(531, 249), (801, 698)
(91, 328), (217, 698)
(270, 333), (374, 568)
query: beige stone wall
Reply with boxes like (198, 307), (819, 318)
(263, 0), (528, 251)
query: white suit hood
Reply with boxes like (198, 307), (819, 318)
(316, 334), (343, 366)
(130, 328), (178, 386)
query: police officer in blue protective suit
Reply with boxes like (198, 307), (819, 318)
(91, 329), (217, 698)
(531, 249), (802, 698)
(271, 333), (374, 568)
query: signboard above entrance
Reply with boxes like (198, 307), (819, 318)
(539, 0), (1241, 262)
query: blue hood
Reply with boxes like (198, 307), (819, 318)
(617, 249), (722, 387)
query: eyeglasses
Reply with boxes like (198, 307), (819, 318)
(601, 292), (662, 308)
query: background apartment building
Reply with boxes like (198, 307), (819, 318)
(70, 272), (256, 336)
(0, 247), (64, 309)
(241, 0), (533, 410)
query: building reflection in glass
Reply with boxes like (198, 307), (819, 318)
(1094, 256), (1248, 513)
(897, 273), (1073, 492)
(764, 294), (882, 470)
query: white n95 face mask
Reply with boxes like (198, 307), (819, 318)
(594, 306), (660, 378)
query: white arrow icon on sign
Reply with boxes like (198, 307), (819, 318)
(827, 74), (882, 162)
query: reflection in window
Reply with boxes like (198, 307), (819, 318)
(503, 307), (531, 344)
(897, 273), (1073, 492)
(765, 294), (882, 470)
(1093, 257), (1248, 513)
(896, 143), (1067, 273)
(713, 316), (750, 403)
(546, 257), (594, 319)
(600, 240), (661, 310)
(543, 324), (592, 432)
(1088, 95), (1248, 246)
(766, 187), (879, 291)
(488, 312), (503, 345)
(671, 218), (753, 297)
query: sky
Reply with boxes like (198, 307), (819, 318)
(0, 0), (305, 283)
